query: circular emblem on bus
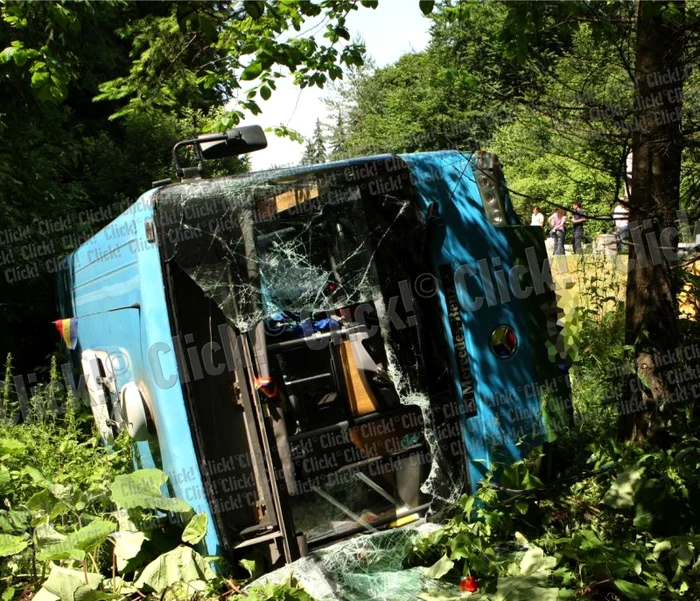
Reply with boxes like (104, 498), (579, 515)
(490, 326), (517, 359)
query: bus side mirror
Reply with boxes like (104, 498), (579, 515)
(199, 125), (268, 160)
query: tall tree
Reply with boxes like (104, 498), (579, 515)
(328, 110), (348, 160)
(618, 1), (687, 441)
(301, 119), (328, 165)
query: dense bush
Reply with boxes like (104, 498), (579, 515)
(0, 358), (310, 601)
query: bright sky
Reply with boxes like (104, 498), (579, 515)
(239, 0), (432, 171)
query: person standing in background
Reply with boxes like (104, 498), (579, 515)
(531, 205), (544, 228)
(613, 199), (630, 251)
(548, 208), (567, 255)
(571, 202), (587, 254)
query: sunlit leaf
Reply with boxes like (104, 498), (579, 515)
(37, 519), (115, 562)
(603, 467), (643, 508)
(111, 469), (192, 513)
(0, 533), (28, 557)
(613, 579), (659, 600)
(182, 512), (208, 545)
(112, 530), (147, 572)
(241, 61), (263, 81)
(43, 566), (103, 601)
(425, 554), (454, 579)
(135, 545), (215, 593)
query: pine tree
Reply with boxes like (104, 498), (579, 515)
(328, 110), (348, 160)
(301, 119), (328, 165)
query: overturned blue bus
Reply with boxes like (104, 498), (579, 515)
(56, 126), (571, 566)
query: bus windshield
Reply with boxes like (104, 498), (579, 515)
(154, 158), (468, 543)
(155, 160), (417, 333)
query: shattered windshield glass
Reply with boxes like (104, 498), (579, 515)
(154, 158), (468, 542)
(155, 160), (415, 340)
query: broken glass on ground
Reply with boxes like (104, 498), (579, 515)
(246, 523), (445, 601)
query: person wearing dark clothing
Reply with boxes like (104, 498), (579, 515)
(571, 202), (586, 254)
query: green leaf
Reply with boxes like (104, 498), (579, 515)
(0, 46), (17, 63)
(35, 521), (67, 547)
(244, 1), (265, 19)
(519, 547), (557, 580)
(603, 467), (643, 509)
(135, 545), (216, 593)
(43, 566), (103, 601)
(0, 438), (25, 455)
(633, 504), (654, 530)
(27, 489), (64, 519)
(260, 85), (271, 101)
(112, 530), (147, 572)
(425, 554), (454, 579)
(0, 509), (30, 534)
(0, 533), (28, 557)
(47, 482), (72, 500)
(419, 1), (435, 16)
(31, 70), (50, 87)
(2, 587), (15, 601)
(360, 0), (379, 7)
(37, 519), (116, 562)
(0, 467), (10, 492)
(13, 47), (38, 67)
(491, 576), (560, 601)
(675, 543), (694, 567)
(239, 557), (263, 580)
(111, 469), (192, 513)
(182, 513), (207, 545)
(31, 589), (59, 601)
(653, 540), (672, 559)
(266, 124), (304, 144)
(613, 579), (659, 600)
(22, 465), (46, 484)
(241, 61), (264, 81)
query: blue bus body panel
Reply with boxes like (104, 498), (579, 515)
(65, 191), (221, 555)
(401, 151), (547, 490)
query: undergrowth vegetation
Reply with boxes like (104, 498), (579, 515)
(0, 359), (310, 601)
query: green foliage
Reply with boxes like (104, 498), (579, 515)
(181, 513), (207, 545)
(0, 4), (225, 378)
(300, 119), (328, 166)
(134, 545), (215, 593)
(0, 534), (28, 558)
(0, 356), (316, 601)
(111, 470), (193, 514)
(84, 1), (373, 126)
(409, 426), (700, 599)
(329, 1), (632, 233)
(42, 566), (104, 601)
(243, 577), (315, 601)
(403, 285), (700, 599)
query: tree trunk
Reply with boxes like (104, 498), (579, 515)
(618, 0), (686, 442)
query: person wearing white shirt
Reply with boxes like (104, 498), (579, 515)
(530, 206), (544, 228)
(613, 199), (630, 251)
